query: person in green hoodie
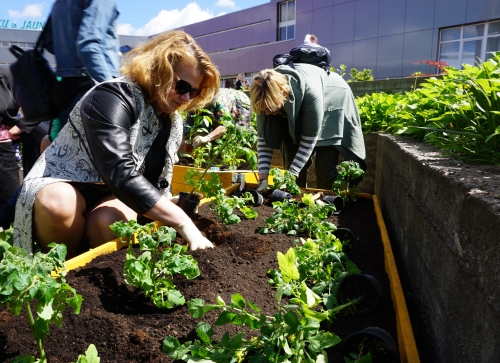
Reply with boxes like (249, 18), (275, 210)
(250, 63), (366, 190)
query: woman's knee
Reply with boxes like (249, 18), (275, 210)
(34, 183), (85, 221)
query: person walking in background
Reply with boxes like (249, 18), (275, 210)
(235, 73), (245, 90)
(189, 88), (251, 148)
(250, 64), (366, 190)
(41, 0), (121, 151)
(224, 78), (235, 89)
(13, 30), (220, 258)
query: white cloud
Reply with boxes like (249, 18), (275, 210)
(117, 23), (135, 36)
(216, 0), (236, 7)
(119, 3), (213, 36)
(8, 4), (44, 20)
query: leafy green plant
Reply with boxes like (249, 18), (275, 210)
(268, 239), (360, 311)
(356, 51), (500, 165)
(269, 168), (301, 195)
(260, 193), (337, 236)
(209, 190), (258, 224)
(71, 344), (101, 363)
(184, 120), (244, 201)
(212, 115), (258, 170)
(332, 64), (348, 78)
(109, 220), (200, 309)
(162, 245), (359, 363)
(184, 169), (224, 199)
(162, 290), (342, 363)
(184, 107), (213, 146)
(0, 243), (83, 363)
(0, 225), (14, 260)
(349, 68), (374, 82)
(332, 161), (365, 202)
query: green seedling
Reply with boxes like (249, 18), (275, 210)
(110, 220), (200, 309)
(0, 243), (83, 363)
(269, 168), (301, 196)
(332, 161), (365, 202)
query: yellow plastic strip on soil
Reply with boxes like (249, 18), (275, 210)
(372, 194), (420, 363)
(64, 183), (242, 273)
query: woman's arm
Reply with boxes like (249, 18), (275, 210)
(288, 78), (324, 177)
(80, 81), (164, 215)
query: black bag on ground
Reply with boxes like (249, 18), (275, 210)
(273, 44), (331, 73)
(9, 16), (58, 122)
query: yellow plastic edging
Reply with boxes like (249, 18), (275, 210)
(372, 194), (420, 363)
(172, 165), (234, 196)
(244, 166), (284, 188)
(64, 183), (243, 273)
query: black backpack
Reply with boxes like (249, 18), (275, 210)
(273, 44), (331, 73)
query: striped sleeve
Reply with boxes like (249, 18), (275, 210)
(289, 135), (318, 177)
(257, 137), (273, 175)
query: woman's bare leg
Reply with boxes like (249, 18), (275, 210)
(33, 182), (86, 259)
(85, 196), (137, 248)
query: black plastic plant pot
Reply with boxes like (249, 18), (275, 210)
(177, 192), (201, 216)
(340, 327), (398, 363)
(333, 227), (357, 255)
(246, 189), (264, 206)
(338, 273), (382, 314)
(270, 189), (292, 202)
(322, 195), (344, 216)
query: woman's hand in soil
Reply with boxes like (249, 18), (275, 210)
(175, 219), (214, 250)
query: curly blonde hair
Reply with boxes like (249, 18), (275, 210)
(120, 30), (219, 113)
(250, 69), (290, 113)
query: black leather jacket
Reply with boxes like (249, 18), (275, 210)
(79, 80), (171, 214)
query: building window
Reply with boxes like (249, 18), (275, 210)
(278, 1), (295, 41)
(439, 20), (500, 69)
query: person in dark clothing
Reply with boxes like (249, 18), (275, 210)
(0, 69), (49, 229)
(235, 73), (245, 90)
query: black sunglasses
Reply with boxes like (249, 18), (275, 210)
(174, 79), (201, 99)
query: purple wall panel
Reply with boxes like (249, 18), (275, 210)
(331, 1), (355, 44)
(296, 0), (313, 13)
(313, 0), (334, 10)
(238, 47), (252, 73)
(233, 28), (247, 48)
(312, 6), (334, 45)
(296, 10), (313, 42)
(215, 33), (225, 53)
(226, 51), (239, 75)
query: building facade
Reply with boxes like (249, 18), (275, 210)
(174, 0), (499, 83)
(1, 0), (498, 82)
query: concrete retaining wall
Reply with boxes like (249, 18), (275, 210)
(349, 76), (441, 97)
(374, 133), (500, 363)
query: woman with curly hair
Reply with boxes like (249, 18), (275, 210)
(14, 30), (220, 257)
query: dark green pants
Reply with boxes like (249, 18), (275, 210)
(280, 143), (367, 189)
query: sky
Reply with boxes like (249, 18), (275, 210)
(0, 0), (269, 36)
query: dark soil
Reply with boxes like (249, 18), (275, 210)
(0, 195), (398, 363)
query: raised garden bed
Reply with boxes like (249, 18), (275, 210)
(0, 191), (418, 362)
